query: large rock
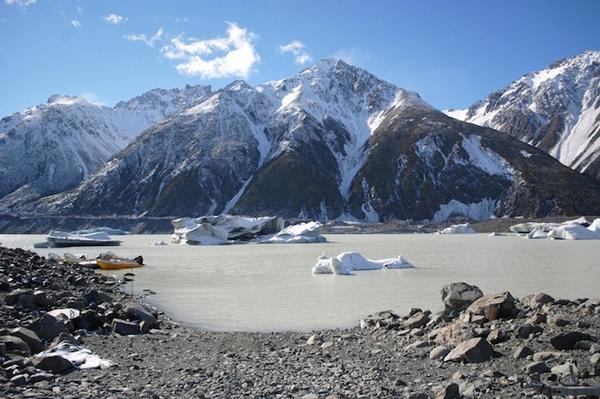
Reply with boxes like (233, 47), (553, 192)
(466, 291), (517, 321)
(0, 335), (31, 356)
(522, 292), (555, 309)
(405, 311), (430, 329)
(441, 282), (483, 313)
(84, 289), (112, 305)
(550, 332), (595, 350)
(28, 314), (70, 341)
(4, 288), (35, 308)
(525, 361), (550, 374)
(435, 383), (460, 399)
(32, 355), (74, 373)
(430, 322), (476, 345)
(443, 337), (494, 363)
(9, 327), (43, 353)
(112, 319), (140, 335)
(124, 303), (157, 328)
(75, 309), (103, 331)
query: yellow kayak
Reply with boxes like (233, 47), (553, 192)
(97, 259), (143, 270)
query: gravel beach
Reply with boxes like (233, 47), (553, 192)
(1, 246), (599, 399)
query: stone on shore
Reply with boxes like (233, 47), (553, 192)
(112, 319), (141, 335)
(9, 327), (43, 353)
(525, 361), (550, 374)
(28, 314), (70, 341)
(429, 346), (451, 360)
(32, 355), (74, 373)
(443, 337), (494, 363)
(124, 303), (157, 328)
(550, 331), (594, 350)
(0, 335), (31, 356)
(435, 383), (460, 399)
(466, 291), (517, 321)
(4, 288), (35, 308)
(441, 282), (483, 313)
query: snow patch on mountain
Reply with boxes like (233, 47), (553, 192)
(461, 135), (514, 178)
(432, 198), (497, 223)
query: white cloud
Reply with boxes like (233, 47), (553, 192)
(331, 48), (364, 66)
(5, 0), (36, 6)
(71, 19), (81, 28)
(161, 22), (259, 79)
(80, 92), (105, 106)
(123, 27), (164, 48)
(278, 40), (312, 65)
(103, 13), (126, 25)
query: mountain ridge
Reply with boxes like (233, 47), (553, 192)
(17, 58), (600, 223)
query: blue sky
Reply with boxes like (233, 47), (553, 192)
(1, 0), (599, 116)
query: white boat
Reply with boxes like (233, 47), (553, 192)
(45, 230), (121, 248)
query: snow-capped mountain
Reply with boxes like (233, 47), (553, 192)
(27, 59), (600, 222)
(0, 85), (211, 206)
(445, 50), (600, 180)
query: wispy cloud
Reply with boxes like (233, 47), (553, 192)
(80, 92), (105, 106)
(123, 27), (164, 48)
(331, 48), (365, 66)
(103, 13), (126, 25)
(278, 40), (312, 65)
(161, 22), (260, 79)
(71, 19), (81, 28)
(5, 0), (36, 6)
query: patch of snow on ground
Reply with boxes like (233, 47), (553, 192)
(35, 342), (113, 370)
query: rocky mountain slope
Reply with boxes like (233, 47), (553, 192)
(0, 85), (211, 207)
(25, 59), (600, 222)
(445, 50), (600, 181)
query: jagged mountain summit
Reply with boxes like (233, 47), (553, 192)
(445, 50), (600, 180)
(21, 59), (600, 222)
(0, 84), (211, 207)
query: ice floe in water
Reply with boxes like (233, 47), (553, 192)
(436, 223), (476, 234)
(171, 215), (283, 245)
(507, 217), (600, 240)
(312, 251), (413, 275)
(259, 221), (326, 244)
(35, 342), (113, 370)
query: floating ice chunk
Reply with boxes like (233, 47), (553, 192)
(547, 224), (600, 240)
(312, 251), (413, 275)
(260, 221), (326, 244)
(437, 223), (476, 234)
(520, 150), (533, 158)
(35, 342), (113, 370)
(151, 240), (168, 246)
(526, 228), (548, 239)
(171, 215), (284, 245)
(588, 218), (600, 233)
(562, 216), (589, 226)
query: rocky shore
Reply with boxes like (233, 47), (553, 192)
(1, 246), (599, 398)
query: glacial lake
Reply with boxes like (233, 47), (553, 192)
(1, 234), (599, 332)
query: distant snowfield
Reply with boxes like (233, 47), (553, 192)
(2, 233), (600, 332)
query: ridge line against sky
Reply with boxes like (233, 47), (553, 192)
(1, 0), (599, 116)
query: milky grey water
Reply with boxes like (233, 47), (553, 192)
(1, 233), (598, 332)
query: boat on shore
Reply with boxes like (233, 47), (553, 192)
(97, 256), (144, 270)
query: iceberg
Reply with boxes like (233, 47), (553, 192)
(259, 221), (326, 244)
(171, 215), (284, 245)
(526, 228), (548, 239)
(510, 217), (589, 234)
(312, 251), (413, 275)
(587, 218), (600, 233)
(44, 230), (121, 248)
(72, 226), (129, 235)
(547, 224), (600, 240)
(437, 223), (476, 234)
